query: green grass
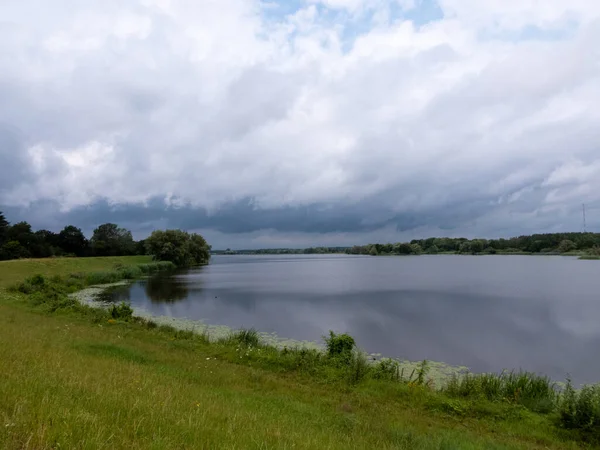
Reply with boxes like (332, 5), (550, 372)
(0, 256), (152, 289)
(0, 257), (594, 449)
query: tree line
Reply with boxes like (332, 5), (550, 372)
(0, 211), (210, 266)
(347, 233), (600, 256)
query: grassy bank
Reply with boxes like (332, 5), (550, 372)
(0, 256), (153, 289)
(0, 257), (597, 449)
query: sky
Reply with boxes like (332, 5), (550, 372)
(1, 0), (599, 249)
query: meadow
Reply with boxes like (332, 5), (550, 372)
(0, 257), (598, 449)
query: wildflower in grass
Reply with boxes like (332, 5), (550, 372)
(107, 319), (116, 324)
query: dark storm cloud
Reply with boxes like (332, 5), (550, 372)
(0, 192), (518, 238)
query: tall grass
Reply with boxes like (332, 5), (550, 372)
(227, 328), (261, 347)
(444, 371), (558, 413)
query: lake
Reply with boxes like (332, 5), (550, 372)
(104, 254), (600, 384)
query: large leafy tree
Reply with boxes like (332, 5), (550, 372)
(58, 225), (89, 256)
(7, 221), (35, 252)
(91, 223), (135, 256)
(145, 229), (211, 267)
(0, 241), (28, 260)
(31, 230), (60, 258)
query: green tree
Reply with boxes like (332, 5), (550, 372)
(188, 233), (211, 264)
(410, 243), (423, 255)
(91, 223), (135, 256)
(145, 230), (211, 267)
(558, 239), (577, 253)
(7, 221), (35, 252)
(0, 240), (29, 260)
(135, 239), (147, 255)
(0, 211), (9, 246)
(459, 241), (471, 254)
(428, 245), (439, 254)
(58, 225), (88, 256)
(470, 239), (485, 254)
(30, 230), (59, 257)
(395, 243), (412, 255)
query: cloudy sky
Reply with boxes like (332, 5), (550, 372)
(1, 0), (599, 248)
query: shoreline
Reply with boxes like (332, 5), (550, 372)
(71, 281), (470, 387)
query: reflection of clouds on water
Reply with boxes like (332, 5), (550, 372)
(104, 255), (600, 384)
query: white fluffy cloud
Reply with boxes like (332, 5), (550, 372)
(1, 0), (599, 240)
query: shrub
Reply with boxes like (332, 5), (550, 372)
(559, 379), (600, 441)
(373, 358), (401, 381)
(324, 331), (355, 359)
(109, 302), (134, 321)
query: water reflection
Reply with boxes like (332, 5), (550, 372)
(145, 272), (191, 303)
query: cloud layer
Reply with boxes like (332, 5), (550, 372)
(1, 0), (599, 247)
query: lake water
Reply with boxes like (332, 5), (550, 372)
(105, 254), (600, 384)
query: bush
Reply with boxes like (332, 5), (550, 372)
(109, 302), (134, 321)
(324, 331), (355, 359)
(559, 379), (600, 441)
(373, 358), (401, 381)
(12, 274), (47, 294)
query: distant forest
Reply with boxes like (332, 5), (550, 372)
(215, 233), (600, 256)
(346, 233), (600, 256)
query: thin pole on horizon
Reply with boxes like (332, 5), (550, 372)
(583, 203), (587, 233)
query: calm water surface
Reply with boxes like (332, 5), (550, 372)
(107, 254), (600, 384)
